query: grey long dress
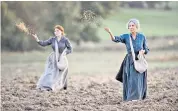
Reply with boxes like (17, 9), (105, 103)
(36, 36), (72, 91)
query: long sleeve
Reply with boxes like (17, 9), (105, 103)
(37, 37), (53, 46)
(65, 38), (73, 54)
(143, 35), (149, 54)
(112, 34), (125, 43)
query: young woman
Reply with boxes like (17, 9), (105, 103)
(32, 25), (72, 91)
(104, 19), (149, 101)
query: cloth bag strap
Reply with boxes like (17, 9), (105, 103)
(55, 39), (67, 63)
(55, 40), (59, 63)
(129, 35), (136, 62)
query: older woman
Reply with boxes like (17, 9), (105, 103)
(104, 18), (149, 101)
(32, 25), (72, 91)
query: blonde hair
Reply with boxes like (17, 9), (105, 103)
(126, 18), (140, 30)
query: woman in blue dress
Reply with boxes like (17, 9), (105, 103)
(104, 19), (149, 101)
(32, 25), (72, 91)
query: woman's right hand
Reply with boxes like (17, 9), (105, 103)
(104, 27), (115, 41)
(104, 27), (111, 33)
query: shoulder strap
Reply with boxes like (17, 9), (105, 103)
(60, 48), (67, 57)
(129, 35), (136, 62)
(55, 39), (67, 61)
(55, 39), (59, 62)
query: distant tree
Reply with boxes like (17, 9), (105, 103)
(1, 1), (121, 51)
(120, 1), (145, 8)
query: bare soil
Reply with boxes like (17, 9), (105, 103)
(1, 68), (178, 111)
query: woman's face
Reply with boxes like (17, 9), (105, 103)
(54, 28), (62, 37)
(128, 22), (137, 33)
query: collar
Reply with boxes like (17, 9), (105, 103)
(55, 36), (65, 41)
(130, 32), (139, 37)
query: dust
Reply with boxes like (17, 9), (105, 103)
(80, 10), (103, 27)
(15, 22), (35, 36)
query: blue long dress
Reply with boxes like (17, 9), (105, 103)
(113, 32), (149, 101)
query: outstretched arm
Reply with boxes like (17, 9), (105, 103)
(32, 34), (52, 46)
(104, 27), (125, 43)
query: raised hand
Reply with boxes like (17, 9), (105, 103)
(104, 27), (111, 33)
(31, 34), (39, 42)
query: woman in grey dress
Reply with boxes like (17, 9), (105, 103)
(104, 19), (149, 101)
(32, 25), (72, 91)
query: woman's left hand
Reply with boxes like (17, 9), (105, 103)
(139, 50), (145, 55)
